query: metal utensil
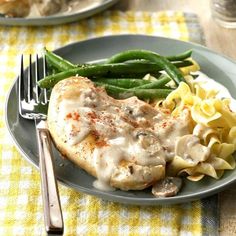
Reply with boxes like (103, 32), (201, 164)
(18, 54), (64, 234)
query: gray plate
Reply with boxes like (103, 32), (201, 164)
(0, 0), (118, 26)
(5, 35), (236, 205)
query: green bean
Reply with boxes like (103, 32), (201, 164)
(122, 60), (193, 68)
(47, 49), (192, 69)
(166, 50), (192, 61)
(96, 83), (173, 100)
(171, 60), (193, 68)
(90, 72), (161, 79)
(46, 63), (60, 75)
(106, 49), (192, 63)
(93, 78), (151, 88)
(38, 62), (175, 89)
(90, 60), (192, 79)
(44, 48), (192, 73)
(105, 50), (185, 85)
(133, 76), (171, 89)
(133, 88), (173, 100)
(44, 47), (77, 71)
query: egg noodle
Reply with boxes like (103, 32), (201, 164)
(156, 64), (236, 181)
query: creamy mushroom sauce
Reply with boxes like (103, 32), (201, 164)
(56, 82), (211, 192)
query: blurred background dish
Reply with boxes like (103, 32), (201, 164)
(211, 0), (236, 28)
(0, 0), (119, 26)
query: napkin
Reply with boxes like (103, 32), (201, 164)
(0, 11), (218, 236)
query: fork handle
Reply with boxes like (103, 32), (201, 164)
(36, 120), (64, 234)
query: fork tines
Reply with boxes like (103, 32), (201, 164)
(19, 54), (48, 106)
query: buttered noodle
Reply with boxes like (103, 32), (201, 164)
(160, 72), (236, 181)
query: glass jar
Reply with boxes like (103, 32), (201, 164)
(211, 0), (236, 28)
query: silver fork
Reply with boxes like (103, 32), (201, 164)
(18, 55), (64, 234)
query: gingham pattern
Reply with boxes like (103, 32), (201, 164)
(0, 11), (216, 236)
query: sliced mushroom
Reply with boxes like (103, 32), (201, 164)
(175, 134), (210, 164)
(135, 129), (165, 157)
(152, 177), (182, 197)
(135, 129), (156, 147)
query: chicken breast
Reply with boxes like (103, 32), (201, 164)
(47, 76), (166, 191)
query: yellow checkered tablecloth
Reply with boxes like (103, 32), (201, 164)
(0, 11), (218, 236)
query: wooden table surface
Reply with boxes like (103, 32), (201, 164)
(112, 1), (236, 235)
